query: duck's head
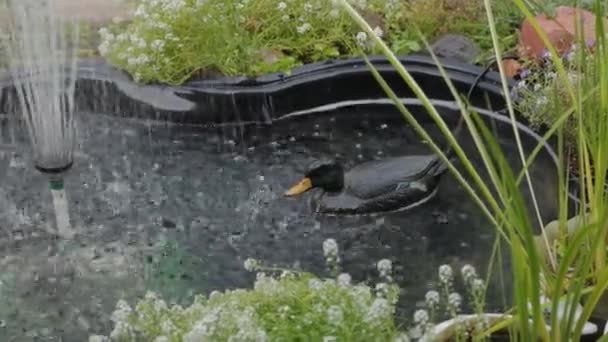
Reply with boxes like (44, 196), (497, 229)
(284, 159), (345, 196)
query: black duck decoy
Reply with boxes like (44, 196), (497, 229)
(284, 155), (450, 215)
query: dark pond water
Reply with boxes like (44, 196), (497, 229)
(0, 103), (562, 341)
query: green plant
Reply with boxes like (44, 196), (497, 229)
(97, 0), (505, 85)
(92, 239), (402, 341)
(512, 44), (597, 149)
(338, 0), (608, 340)
(98, 0), (379, 84)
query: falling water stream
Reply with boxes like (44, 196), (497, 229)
(4, 0), (80, 239)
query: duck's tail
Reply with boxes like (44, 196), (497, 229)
(428, 155), (452, 177)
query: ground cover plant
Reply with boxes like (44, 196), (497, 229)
(97, 0), (507, 85)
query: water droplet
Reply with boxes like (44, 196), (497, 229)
(289, 136), (296, 142)
(356, 144), (362, 149)
(380, 123), (388, 129)
(357, 154), (363, 160)
(313, 132), (320, 137)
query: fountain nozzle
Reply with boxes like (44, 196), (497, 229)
(34, 160), (74, 175)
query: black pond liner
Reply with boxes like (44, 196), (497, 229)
(0, 53), (584, 211)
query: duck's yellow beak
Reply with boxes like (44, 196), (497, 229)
(284, 177), (312, 196)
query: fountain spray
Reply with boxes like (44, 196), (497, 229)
(4, 0), (80, 239)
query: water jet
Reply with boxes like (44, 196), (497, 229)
(4, 0), (80, 239)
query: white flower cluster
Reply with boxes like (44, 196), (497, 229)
(93, 238), (401, 340)
(438, 264), (454, 285)
(323, 238), (340, 268)
(355, 26), (384, 49)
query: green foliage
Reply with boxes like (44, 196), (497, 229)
(94, 239), (402, 341)
(339, 0), (608, 339)
(513, 47), (588, 147)
(97, 0), (505, 85)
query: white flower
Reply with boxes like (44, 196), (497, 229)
(297, 22), (312, 34)
(337, 273), (351, 286)
(329, 9), (340, 17)
(309, 278), (323, 290)
(134, 5), (147, 18)
(373, 26), (384, 38)
(277, 2), (287, 10)
(471, 278), (485, 294)
(385, 0), (399, 11)
(110, 322), (134, 340)
(377, 259), (392, 277)
(244, 258), (258, 271)
(535, 96), (548, 107)
(425, 290), (440, 307)
(151, 39), (165, 52)
(394, 333), (411, 342)
(98, 41), (111, 56)
(365, 297), (392, 325)
(323, 238), (338, 258)
(304, 3), (313, 12)
(460, 264), (477, 283)
(327, 305), (343, 324)
(448, 292), (462, 311)
(413, 309), (429, 324)
(323, 337), (337, 342)
(356, 31), (367, 48)
(351, 0), (367, 9)
(111, 300), (132, 323)
(438, 264), (454, 285)
(282, 14), (290, 21)
(375, 282), (389, 296)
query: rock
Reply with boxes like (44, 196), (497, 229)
(258, 48), (285, 65)
(518, 6), (607, 60)
(430, 34), (481, 64)
(501, 58), (523, 78)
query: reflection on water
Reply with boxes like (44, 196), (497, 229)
(0, 106), (560, 340)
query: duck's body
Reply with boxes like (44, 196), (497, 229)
(285, 155), (449, 215)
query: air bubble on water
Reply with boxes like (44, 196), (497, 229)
(289, 136), (296, 142)
(232, 155), (247, 162)
(258, 175), (265, 181)
(313, 132), (320, 137)
(314, 124), (320, 129)
(380, 123), (388, 129)
(248, 146), (255, 152)
(377, 150), (384, 156)
(357, 154), (363, 160)
(357, 132), (363, 137)
(355, 144), (362, 149)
